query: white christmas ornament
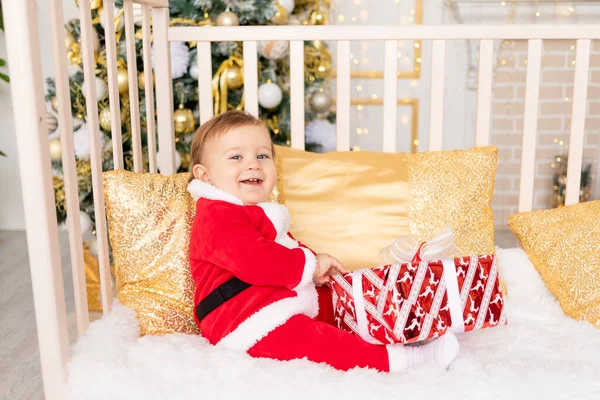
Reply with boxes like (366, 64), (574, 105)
(73, 123), (105, 160)
(305, 119), (337, 153)
(100, 6), (125, 32)
(152, 42), (190, 80)
(189, 63), (199, 80)
(258, 82), (283, 109)
(156, 151), (182, 173)
(82, 77), (108, 101)
(257, 41), (289, 60)
(278, 0), (295, 14)
(132, 3), (143, 25)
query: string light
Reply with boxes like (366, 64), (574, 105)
(360, 10), (368, 20)
(402, 116), (410, 124)
(551, 163), (556, 168)
(410, 80), (418, 87)
(363, 128), (369, 134)
(535, 12), (541, 17)
(410, 9), (416, 14)
(501, 59), (507, 65)
(372, 94), (378, 99)
(338, 15), (345, 22)
(356, 128), (363, 134)
(560, 140), (564, 145)
(565, 97), (570, 102)
(556, 157), (562, 162)
(501, 1), (506, 6)
(353, 146), (361, 151)
(554, 138), (559, 143)
(356, 85), (362, 91)
(352, 16), (358, 22)
(414, 42), (420, 48)
(413, 139), (419, 146)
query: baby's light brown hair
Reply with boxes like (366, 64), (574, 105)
(188, 110), (273, 182)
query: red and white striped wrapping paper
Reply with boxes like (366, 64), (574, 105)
(329, 255), (506, 345)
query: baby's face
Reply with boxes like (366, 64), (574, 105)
(195, 124), (276, 205)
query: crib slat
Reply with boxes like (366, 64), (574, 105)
(475, 39), (494, 147)
(243, 41), (259, 117)
(134, 0), (169, 6)
(49, 0), (89, 337)
(4, 2), (71, 395)
(383, 40), (398, 153)
(197, 42), (213, 125)
(290, 41), (305, 150)
(336, 40), (350, 151)
(518, 39), (542, 213)
(79, 0), (113, 313)
(141, 5), (157, 173)
(565, 39), (591, 206)
(103, 1), (124, 170)
(429, 40), (445, 152)
(124, 0), (143, 172)
(153, 7), (176, 175)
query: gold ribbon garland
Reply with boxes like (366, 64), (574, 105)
(212, 56), (245, 115)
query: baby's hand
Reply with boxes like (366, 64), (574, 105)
(313, 253), (347, 285)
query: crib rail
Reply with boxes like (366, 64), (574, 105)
(3, 0), (598, 397)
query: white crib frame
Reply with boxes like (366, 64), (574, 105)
(2, 0), (599, 398)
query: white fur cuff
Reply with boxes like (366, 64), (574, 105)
(295, 247), (317, 289)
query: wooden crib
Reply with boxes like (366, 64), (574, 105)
(3, 0), (599, 398)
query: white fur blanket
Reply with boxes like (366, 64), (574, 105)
(66, 248), (600, 400)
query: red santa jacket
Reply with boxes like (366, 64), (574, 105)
(187, 179), (318, 352)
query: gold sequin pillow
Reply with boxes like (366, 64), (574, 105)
(276, 145), (497, 271)
(103, 168), (283, 336)
(103, 170), (199, 336)
(509, 201), (600, 328)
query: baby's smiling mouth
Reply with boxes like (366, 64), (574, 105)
(240, 178), (263, 186)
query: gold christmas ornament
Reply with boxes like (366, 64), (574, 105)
(138, 71), (155, 89)
(49, 138), (62, 161)
(99, 107), (112, 131)
(117, 67), (129, 94)
(258, 40), (289, 60)
(309, 9), (327, 25)
(216, 11), (239, 26)
(212, 56), (245, 115)
(309, 91), (332, 114)
(225, 65), (244, 90)
(47, 113), (58, 133)
(272, 4), (289, 25)
(174, 104), (196, 135)
(51, 96), (59, 113)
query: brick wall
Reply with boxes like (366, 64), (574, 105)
(491, 39), (600, 228)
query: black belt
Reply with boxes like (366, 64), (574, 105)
(195, 277), (251, 323)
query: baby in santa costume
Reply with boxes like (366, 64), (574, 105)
(187, 110), (460, 373)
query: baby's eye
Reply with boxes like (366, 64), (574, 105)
(257, 154), (270, 160)
(230, 155), (241, 160)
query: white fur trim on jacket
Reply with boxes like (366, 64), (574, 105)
(187, 179), (244, 205)
(295, 248), (317, 290)
(217, 284), (319, 352)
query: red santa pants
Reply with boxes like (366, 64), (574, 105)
(247, 286), (390, 372)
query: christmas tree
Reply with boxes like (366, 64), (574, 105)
(46, 0), (335, 231)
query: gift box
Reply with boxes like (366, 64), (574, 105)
(330, 253), (506, 345)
